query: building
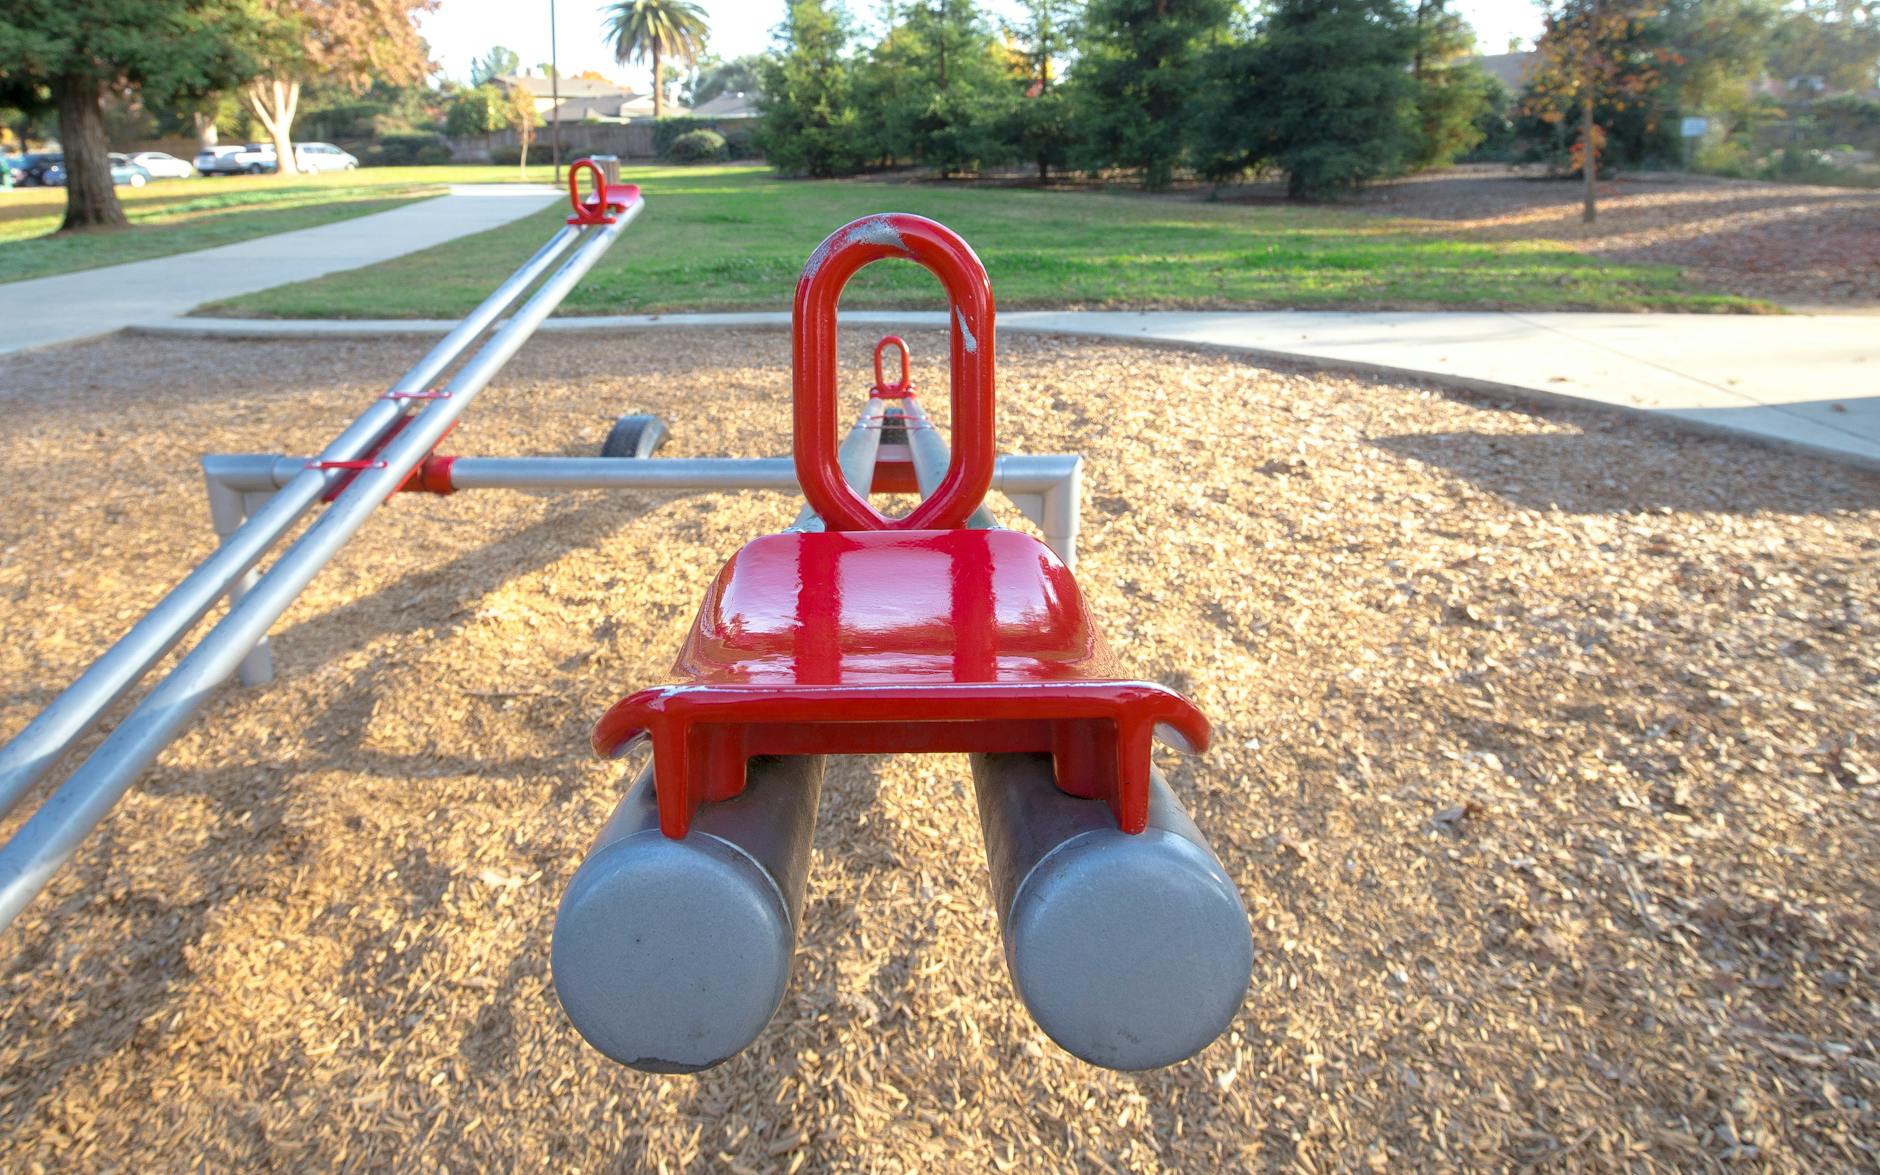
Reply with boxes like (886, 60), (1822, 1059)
(688, 91), (761, 121)
(1471, 52), (1535, 92)
(501, 72), (689, 123)
(497, 72), (633, 117)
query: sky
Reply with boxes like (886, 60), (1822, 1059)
(419, 0), (1546, 93)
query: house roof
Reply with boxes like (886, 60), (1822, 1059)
(546, 96), (627, 122)
(544, 92), (690, 122)
(690, 91), (762, 119)
(499, 73), (630, 100)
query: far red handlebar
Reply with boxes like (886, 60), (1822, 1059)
(566, 158), (640, 226)
(792, 215), (995, 532)
(872, 335), (912, 397)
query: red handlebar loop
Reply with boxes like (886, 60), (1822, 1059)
(872, 335), (912, 397)
(793, 215), (995, 531)
(566, 158), (640, 225)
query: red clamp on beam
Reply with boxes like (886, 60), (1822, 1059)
(870, 335), (914, 398)
(311, 416), (459, 501)
(407, 454), (457, 495)
(566, 158), (641, 225)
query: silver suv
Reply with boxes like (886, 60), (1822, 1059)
(195, 144), (275, 175)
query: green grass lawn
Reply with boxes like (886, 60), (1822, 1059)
(0, 165), (562, 285)
(204, 163), (1768, 317)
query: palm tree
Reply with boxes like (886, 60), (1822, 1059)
(602, 0), (711, 119)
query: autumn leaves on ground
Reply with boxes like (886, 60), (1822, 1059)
(0, 328), (1875, 1170)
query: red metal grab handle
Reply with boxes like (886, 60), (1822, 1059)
(566, 158), (639, 225)
(872, 335), (912, 397)
(793, 214), (995, 531)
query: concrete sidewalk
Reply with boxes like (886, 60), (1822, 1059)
(140, 308), (1880, 471)
(0, 184), (562, 356)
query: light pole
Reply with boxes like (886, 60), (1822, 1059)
(551, 0), (562, 184)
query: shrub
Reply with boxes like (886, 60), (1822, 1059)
(669, 128), (728, 162)
(414, 144), (453, 165)
(372, 133), (448, 166)
(490, 146), (523, 166)
(653, 116), (715, 157)
(1692, 137), (1753, 177)
(1757, 146), (1869, 187)
(722, 128), (757, 159)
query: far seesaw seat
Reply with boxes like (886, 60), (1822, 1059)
(591, 214), (1210, 839)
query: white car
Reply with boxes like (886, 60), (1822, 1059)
(294, 142), (359, 172)
(125, 150), (194, 179)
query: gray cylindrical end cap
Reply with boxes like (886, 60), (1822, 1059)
(1007, 827), (1254, 1071)
(552, 829), (794, 1074)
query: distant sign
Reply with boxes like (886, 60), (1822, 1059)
(1680, 116), (1710, 138)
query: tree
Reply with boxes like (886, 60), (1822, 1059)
(1768, 0), (1880, 93)
(294, 76), (432, 140)
(893, 0), (1016, 176)
(173, 90), (246, 151)
(1071, 0), (1235, 190)
(1643, 0), (1778, 165)
(1253, 0), (1417, 199)
(444, 82), (508, 136)
(1656, 0), (1777, 110)
(502, 81), (539, 172)
(1000, 0), (1076, 180)
(2, 101), (36, 153)
(245, 0), (436, 177)
(1189, 33), (1266, 184)
(1407, 0), (1492, 170)
(851, 16), (924, 165)
(0, 0), (259, 231)
(1525, 0), (1662, 222)
(602, 0), (711, 119)
(758, 0), (863, 176)
(684, 53), (765, 105)
(470, 44), (520, 86)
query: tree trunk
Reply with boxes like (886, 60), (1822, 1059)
(193, 110), (219, 151)
(1581, 90), (1597, 224)
(1413, 0), (1428, 76)
(1038, 155), (1049, 183)
(55, 72), (127, 233)
(652, 47), (664, 119)
(245, 78), (302, 176)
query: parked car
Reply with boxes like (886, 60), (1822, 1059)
(40, 154), (153, 188)
(294, 142), (359, 172)
(196, 143), (277, 175)
(15, 152), (63, 186)
(193, 145), (246, 175)
(125, 150), (194, 179)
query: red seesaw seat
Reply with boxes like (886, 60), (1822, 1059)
(594, 528), (1208, 837)
(592, 213), (1211, 838)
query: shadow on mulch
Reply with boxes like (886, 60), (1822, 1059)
(1371, 426), (1880, 516)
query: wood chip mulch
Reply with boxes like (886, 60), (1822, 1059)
(2, 329), (1877, 1171)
